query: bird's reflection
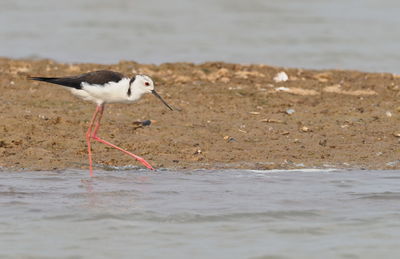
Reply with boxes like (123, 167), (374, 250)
(80, 174), (151, 209)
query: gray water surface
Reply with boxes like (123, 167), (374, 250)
(1, 0), (400, 72)
(1, 169), (400, 259)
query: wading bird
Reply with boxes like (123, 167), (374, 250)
(29, 70), (173, 176)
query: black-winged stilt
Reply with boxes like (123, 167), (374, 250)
(29, 70), (173, 176)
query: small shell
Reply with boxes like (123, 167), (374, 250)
(300, 126), (311, 132)
(273, 71), (289, 82)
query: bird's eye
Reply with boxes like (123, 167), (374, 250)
(145, 82), (150, 86)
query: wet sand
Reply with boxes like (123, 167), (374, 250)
(1, 57), (400, 171)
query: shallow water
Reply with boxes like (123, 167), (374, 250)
(1, 0), (400, 72)
(1, 169), (400, 258)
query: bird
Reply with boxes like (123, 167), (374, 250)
(29, 70), (173, 176)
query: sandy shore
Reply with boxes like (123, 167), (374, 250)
(1, 57), (400, 171)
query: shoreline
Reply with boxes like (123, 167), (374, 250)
(1, 57), (400, 171)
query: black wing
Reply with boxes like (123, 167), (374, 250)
(29, 70), (125, 89)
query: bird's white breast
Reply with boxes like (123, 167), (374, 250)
(70, 78), (138, 105)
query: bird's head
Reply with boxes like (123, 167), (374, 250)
(130, 74), (173, 111)
(131, 74), (154, 93)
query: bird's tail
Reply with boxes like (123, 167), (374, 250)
(28, 76), (59, 83)
(28, 76), (81, 89)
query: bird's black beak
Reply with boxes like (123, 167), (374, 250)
(151, 90), (173, 111)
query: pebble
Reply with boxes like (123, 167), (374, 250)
(223, 136), (237, 143)
(193, 149), (202, 155)
(260, 118), (284, 123)
(141, 120), (152, 126)
(300, 126), (311, 132)
(285, 108), (295, 115)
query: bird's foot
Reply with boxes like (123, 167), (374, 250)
(91, 135), (155, 170)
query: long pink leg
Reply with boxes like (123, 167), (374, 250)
(89, 105), (155, 171)
(92, 136), (154, 170)
(86, 105), (102, 177)
(92, 104), (105, 137)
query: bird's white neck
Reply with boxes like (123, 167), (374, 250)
(126, 82), (149, 103)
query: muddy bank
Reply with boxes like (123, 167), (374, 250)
(1, 57), (400, 171)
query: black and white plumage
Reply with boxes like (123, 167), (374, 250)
(29, 70), (173, 109)
(29, 70), (124, 89)
(29, 70), (173, 176)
